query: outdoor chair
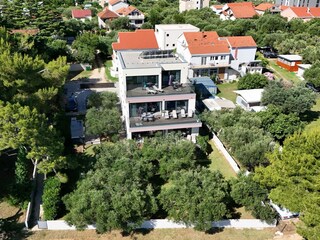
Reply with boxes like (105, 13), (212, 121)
(153, 85), (164, 93)
(164, 110), (170, 119)
(146, 87), (157, 94)
(172, 110), (178, 119)
(181, 108), (186, 118)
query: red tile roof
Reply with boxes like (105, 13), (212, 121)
(112, 29), (159, 50)
(108, 0), (122, 5)
(71, 9), (92, 19)
(288, 7), (320, 18)
(98, 7), (119, 19)
(226, 2), (257, 18)
(116, 5), (141, 16)
(255, 3), (274, 11)
(183, 32), (230, 54)
(211, 5), (223, 9)
(226, 36), (257, 48)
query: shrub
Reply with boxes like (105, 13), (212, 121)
(42, 177), (61, 220)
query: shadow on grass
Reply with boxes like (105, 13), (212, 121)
(0, 209), (32, 240)
(205, 227), (224, 235)
(121, 228), (154, 238)
(300, 109), (320, 123)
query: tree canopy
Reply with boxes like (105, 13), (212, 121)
(303, 61), (320, 87)
(237, 73), (268, 90)
(255, 130), (320, 239)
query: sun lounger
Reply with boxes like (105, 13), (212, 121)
(146, 87), (157, 94)
(153, 85), (164, 93)
(181, 108), (186, 118)
(164, 110), (170, 119)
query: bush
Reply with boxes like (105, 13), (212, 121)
(237, 73), (268, 90)
(42, 177), (61, 220)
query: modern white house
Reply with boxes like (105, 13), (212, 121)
(117, 50), (201, 141)
(234, 89), (265, 112)
(179, 0), (210, 12)
(155, 24), (199, 50)
(111, 29), (159, 77)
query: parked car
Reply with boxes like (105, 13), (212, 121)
(305, 82), (320, 93)
(263, 51), (278, 58)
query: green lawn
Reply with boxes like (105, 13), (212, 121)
(69, 70), (93, 81)
(268, 59), (301, 84)
(305, 97), (320, 132)
(208, 141), (237, 180)
(216, 82), (238, 103)
(105, 60), (118, 82)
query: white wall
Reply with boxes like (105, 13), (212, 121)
(230, 47), (256, 63)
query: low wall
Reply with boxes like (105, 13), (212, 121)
(38, 219), (275, 231)
(211, 133), (241, 173)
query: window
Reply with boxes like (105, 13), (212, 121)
(166, 33), (169, 37)
(166, 44), (169, 47)
(210, 56), (218, 61)
(201, 57), (207, 65)
(172, 44), (175, 47)
(221, 56), (226, 60)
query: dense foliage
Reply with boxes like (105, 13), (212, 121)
(237, 73), (268, 90)
(43, 177), (61, 220)
(255, 130), (320, 239)
(303, 61), (320, 87)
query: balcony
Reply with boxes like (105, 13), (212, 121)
(129, 112), (202, 132)
(189, 62), (230, 69)
(127, 14), (145, 20)
(126, 83), (195, 98)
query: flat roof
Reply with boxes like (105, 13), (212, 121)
(278, 55), (302, 61)
(234, 89), (264, 103)
(119, 51), (185, 69)
(297, 64), (312, 69)
(155, 24), (199, 31)
(202, 98), (236, 111)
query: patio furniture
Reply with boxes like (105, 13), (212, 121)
(181, 108), (186, 118)
(172, 110), (178, 119)
(153, 85), (164, 93)
(188, 111), (193, 118)
(146, 87), (157, 94)
(164, 110), (170, 119)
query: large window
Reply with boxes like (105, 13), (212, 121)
(162, 70), (181, 87)
(126, 75), (158, 90)
(165, 100), (188, 111)
(129, 102), (161, 117)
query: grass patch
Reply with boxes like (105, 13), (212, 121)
(69, 70), (93, 81)
(84, 144), (96, 157)
(0, 201), (26, 222)
(216, 82), (238, 103)
(305, 97), (320, 132)
(208, 141), (237, 180)
(268, 60), (301, 84)
(236, 207), (255, 219)
(105, 60), (118, 82)
(27, 228), (275, 240)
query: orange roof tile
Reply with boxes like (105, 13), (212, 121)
(112, 29), (159, 50)
(255, 3), (274, 11)
(71, 9), (92, 18)
(280, 5), (289, 10)
(184, 32), (230, 54)
(98, 7), (119, 19)
(226, 36), (257, 48)
(211, 5), (223, 9)
(116, 5), (141, 16)
(108, 0), (122, 5)
(227, 2), (257, 18)
(288, 7), (320, 18)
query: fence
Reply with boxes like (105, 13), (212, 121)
(36, 219), (276, 231)
(211, 133), (241, 173)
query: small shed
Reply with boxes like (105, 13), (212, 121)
(191, 77), (218, 99)
(277, 55), (302, 72)
(202, 98), (236, 111)
(297, 64), (312, 78)
(234, 89), (265, 112)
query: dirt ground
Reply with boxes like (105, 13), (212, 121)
(0, 201), (26, 223)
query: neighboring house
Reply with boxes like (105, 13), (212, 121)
(70, 117), (85, 142)
(176, 31), (231, 79)
(111, 29), (159, 77)
(211, 5), (224, 14)
(277, 54), (302, 72)
(297, 64), (312, 79)
(239, 61), (263, 76)
(155, 24), (199, 50)
(281, 6), (320, 21)
(117, 49), (201, 141)
(71, 9), (92, 22)
(255, 3), (278, 15)
(179, 0), (210, 12)
(97, 7), (119, 29)
(276, 0), (320, 7)
(220, 2), (257, 20)
(108, 0), (128, 11)
(116, 5), (145, 28)
(234, 89), (265, 112)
